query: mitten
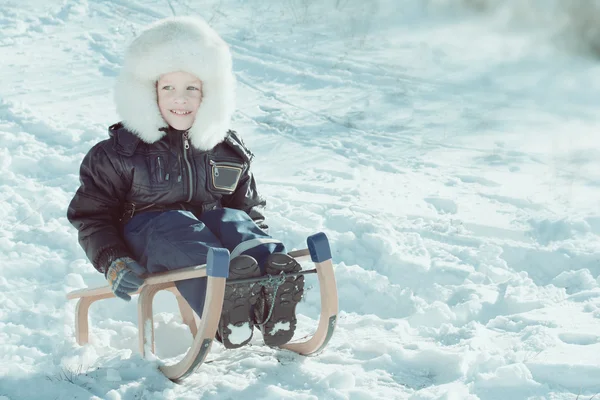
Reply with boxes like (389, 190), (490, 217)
(106, 257), (146, 301)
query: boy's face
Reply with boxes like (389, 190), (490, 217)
(156, 71), (203, 131)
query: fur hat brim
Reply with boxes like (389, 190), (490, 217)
(114, 16), (235, 150)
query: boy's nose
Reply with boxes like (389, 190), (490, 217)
(173, 96), (187, 104)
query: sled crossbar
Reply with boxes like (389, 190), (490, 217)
(66, 233), (338, 382)
(227, 268), (318, 285)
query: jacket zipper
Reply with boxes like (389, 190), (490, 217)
(209, 159), (246, 169)
(123, 202), (156, 221)
(182, 131), (194, 202)
(136, 203), (156, 212)
(156, 156), (164, 182)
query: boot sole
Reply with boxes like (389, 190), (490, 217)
(218, 255), (261, 349)
(261, 253), (305, 347)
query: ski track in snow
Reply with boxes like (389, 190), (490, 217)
(1, 0), (600, 399)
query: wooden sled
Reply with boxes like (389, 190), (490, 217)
(66, 232), (338, 382)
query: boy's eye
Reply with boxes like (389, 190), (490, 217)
(160, 85), (200, 91)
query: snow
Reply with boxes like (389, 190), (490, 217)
(226, 322), (252, 345)
(1, 0), (600, 399)
(270, 321), (291, 335)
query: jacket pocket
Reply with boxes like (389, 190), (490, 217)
(148, 155), (170, 186)
(206, 157), (244, 195)
(132, 154), (171, 190)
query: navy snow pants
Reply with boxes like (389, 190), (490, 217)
(123, 208), (286, 317)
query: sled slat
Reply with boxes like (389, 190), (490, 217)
(66, 265), (209, 300)
(288, 248), (310, 259)
(67, 285), (115, 300)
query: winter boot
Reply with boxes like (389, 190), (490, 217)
(255, 253), (305, 347)
(217, 255), (262, 349)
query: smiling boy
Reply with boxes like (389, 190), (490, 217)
(67, 16), (305, 349)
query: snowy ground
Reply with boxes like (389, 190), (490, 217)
(1, 0), (600, 399)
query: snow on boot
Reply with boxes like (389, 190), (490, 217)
(217, 255), (262, 349)
(256, 253), (304, 347)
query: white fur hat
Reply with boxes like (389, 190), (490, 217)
(114, 16), (236, 150)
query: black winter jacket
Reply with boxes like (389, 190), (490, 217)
(67, 123), (267, 275)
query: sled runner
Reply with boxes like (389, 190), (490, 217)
(66, 232), (338, 382)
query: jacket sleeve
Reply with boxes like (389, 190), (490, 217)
(222, 164), (268, 231)
(67, 142), (133, 275)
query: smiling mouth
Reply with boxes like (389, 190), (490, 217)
(170, 110), (192, 115)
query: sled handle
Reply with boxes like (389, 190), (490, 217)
(158, 247), (229, 381)
(281, 233), (338, 355)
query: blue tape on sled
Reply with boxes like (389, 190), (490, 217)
(307, 232), (331, 263)
(206, 248), (230, 278)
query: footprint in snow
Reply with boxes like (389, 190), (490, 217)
(558, 332), (599, 346)
(424, 197), (457, 214)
